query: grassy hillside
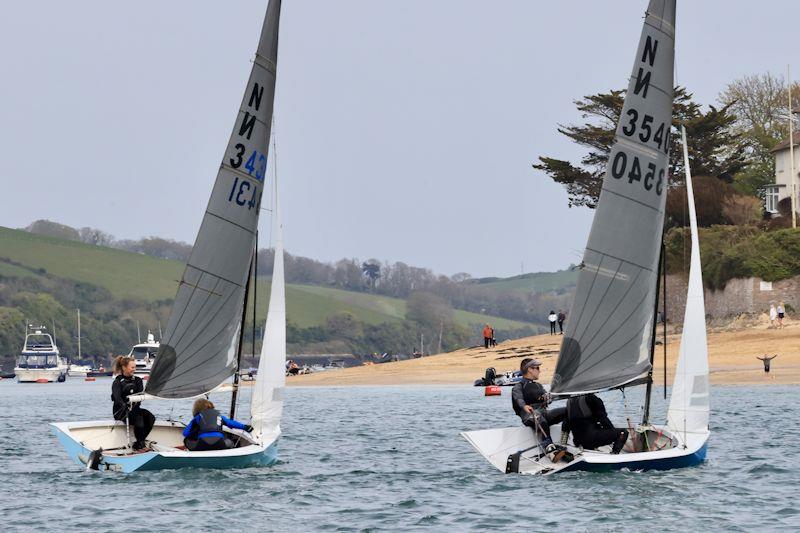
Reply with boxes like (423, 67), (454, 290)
(473, 269), (578, 294)
(0, 226), (181, 301)
(0, 226), (529, 330)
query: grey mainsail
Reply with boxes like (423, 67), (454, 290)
(551, 0), (675, 395)
(147, 0), (281, 398)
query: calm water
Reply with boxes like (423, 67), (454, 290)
(1, 379), (798, 531)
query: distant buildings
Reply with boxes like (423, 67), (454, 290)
(766, 131), (800, 214)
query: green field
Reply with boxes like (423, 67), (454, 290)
(0, 226), (182, 301)
(473, 269), (579, 294)
(0, 226), (530, 330)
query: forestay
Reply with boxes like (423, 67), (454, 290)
(667, 126), (710, 435)
(552, 0), (675, 395)
(147, 0), (282, 398)
(250, 197), (286, 440)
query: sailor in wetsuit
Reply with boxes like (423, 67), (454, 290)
(511, 358), (566, 449)
(183, 398), (253, 451)
(111, 355), (156, 450)
(563, 394), (628, 454)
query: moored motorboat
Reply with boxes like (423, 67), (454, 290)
(128, 333), (160, 377)
(68, 364), (93, 377)
(15, 325), (65, 383)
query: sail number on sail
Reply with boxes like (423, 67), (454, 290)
(224, 81), (269, 211)
(607, 31), (670, 198)
(610, 152), (664, 195)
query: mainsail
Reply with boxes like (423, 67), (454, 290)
(551, 0), (675, 394)
(147, 0), (282, 398)
(667, 126), (710, 435)
(250, 197), (286, 440)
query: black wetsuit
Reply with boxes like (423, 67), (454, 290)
(563, 394), (627, 452)
(511, 378), (565, 442)
(111, 374), (155, 447)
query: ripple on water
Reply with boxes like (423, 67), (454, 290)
(1, 383), (800, 531)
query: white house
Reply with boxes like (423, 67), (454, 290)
(767, 131), (800, 214)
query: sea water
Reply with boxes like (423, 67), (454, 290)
(0, 379), (798, 531)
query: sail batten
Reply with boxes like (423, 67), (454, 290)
(551, 0), (675, 395)
(146, 0), (282, 399)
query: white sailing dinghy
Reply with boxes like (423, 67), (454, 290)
(463, 0), (710, 475)
(52, 0), (286, 472)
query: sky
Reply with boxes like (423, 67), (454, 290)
(0, 0), (797, 278)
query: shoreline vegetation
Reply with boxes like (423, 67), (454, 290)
(287, 315), (800, 387)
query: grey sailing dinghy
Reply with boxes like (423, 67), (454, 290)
(52, 0), (288, 473)
(463, 0), (711, 475)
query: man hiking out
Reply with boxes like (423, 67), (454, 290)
(511, 358), (567, 461)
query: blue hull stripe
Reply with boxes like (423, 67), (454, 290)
(561, 443), (708, 473)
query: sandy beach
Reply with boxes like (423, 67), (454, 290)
(287, 316), (800, 387)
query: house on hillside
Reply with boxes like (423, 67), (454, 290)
(766, 131), (800, 214)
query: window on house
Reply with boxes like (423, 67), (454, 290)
(765, 186), (779, 214)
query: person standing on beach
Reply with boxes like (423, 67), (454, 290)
(777, 302), (786, 328)
(548, 311), (557, 335)
(557, 310), (566, 335)
(757, 354), (778, 373)
(482, 324), (492, 349)
(769, 304), (777, 328)
(490, 327), (497, 347)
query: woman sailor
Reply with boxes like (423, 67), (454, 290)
(111, 355), (155, 450)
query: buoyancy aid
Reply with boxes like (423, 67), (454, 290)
(567, 395), (593, 422)
(511, 379), (548, 416)
(193, 408), (225, 441)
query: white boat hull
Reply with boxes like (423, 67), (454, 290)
(15, 367), (63, 383)
(51, 420), (279, 473)
(462, 425), (708, 475)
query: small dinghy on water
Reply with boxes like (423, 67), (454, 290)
(51, 0), (286, 473)
(463, 0), (710, 475)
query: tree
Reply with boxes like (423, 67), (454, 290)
(719, 72), (800, 197)
(25, 220), (81, 241)
(361, 260), (381, 290)
(325, 311), (363, 341)
(78, 227), (114, 247)
(534, 87), (747, 208)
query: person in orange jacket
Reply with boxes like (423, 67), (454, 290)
(483, 324), (492, 349)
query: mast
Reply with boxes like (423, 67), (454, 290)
(642, 241), (665, 425)
(252, 231), (258, 362)
(230, 253), (255, 420)
(77, 309), (81, 360)
(663, 246), (667, 399)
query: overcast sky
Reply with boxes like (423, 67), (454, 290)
(1, 1), (797, 277)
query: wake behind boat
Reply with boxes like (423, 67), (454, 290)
(462, 0), (710, 475)
(52, 0), (285, 473)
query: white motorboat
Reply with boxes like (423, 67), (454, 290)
(15, 325), (65, 383)
(68, 364), (93, 377)
(52, 0), (285, 472)
(129, 333), (160, 377)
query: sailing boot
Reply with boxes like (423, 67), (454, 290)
(545, 443), (567, 463)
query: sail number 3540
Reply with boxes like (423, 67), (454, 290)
(610, 152), (664, 195)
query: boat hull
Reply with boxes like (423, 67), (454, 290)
(462, 425), (708, 475)
(15, 367), (63, 383)
(51, 420), (279, 473)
